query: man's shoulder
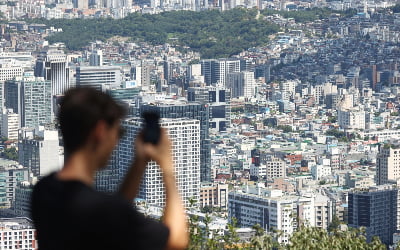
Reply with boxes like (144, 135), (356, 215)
(32, 173), (126, 212)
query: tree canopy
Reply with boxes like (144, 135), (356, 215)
(41, 8), (279, 58)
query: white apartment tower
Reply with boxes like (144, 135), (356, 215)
(117, 117), (200, 208)
(2, 109), (19, 140)
(377, 144), (400, 185)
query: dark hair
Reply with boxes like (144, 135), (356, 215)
(59, 87), (126, 156)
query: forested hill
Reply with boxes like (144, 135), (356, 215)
(42, 8), (279, 58)
(40, 8), (354, 58)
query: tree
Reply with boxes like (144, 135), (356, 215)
(2, 147), (17, 161)
(327, 116), (337, 123)
(327, 215), (341, 232)
(287, 227), (385, 249)
(37, 9), (280, 58)
(277, 125), (292, 133)
(188, 216), (387, 249)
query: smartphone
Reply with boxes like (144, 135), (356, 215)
(142, 111), (161, 145)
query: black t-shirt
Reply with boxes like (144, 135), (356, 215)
(31, 173), (169, 250)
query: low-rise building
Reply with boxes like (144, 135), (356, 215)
(199, 182), (229, 209)
(0, 217), (37, 249)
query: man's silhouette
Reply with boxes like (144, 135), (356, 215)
(31, 87), (188, 250)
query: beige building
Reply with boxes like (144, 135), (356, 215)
(377, 144), (400, 185)
(199, 182), (228, 209)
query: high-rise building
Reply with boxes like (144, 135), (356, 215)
(89, 50), (103, 66)
(101, 118), (200, 206)
(130, 65), (142, 87)
(0, 160), (28, 209)
(111, 118), (200, 208)
(226, 71), (256, 98)
(141, 64), (152, 87)
(20, 76), (52, 128)
(35, 49), (70, 96)
(188, 86), (231, 131)
(13, 181), (33, 218)
(201, 59), (240, 86)
(140, 101), (211, 182)
(187, 63), (203, 84)
(2, 109), (19, 140)
(377, 144), (400, 185)
(5, 75), (52, 129)
(76, 66), (121, 92)
(348, 186), (398, 246)
(4, 80), (21, 114)
(18, 128), (60, 178)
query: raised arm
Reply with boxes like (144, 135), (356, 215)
(118, 132), (149, 201)
(141, 128), (189, 250)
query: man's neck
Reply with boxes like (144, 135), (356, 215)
(57, 151), (97, 186)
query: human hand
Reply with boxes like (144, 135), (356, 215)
(141, 128), (174, 174)
(134, 132), (150, 163)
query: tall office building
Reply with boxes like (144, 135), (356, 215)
(163, 57), (176, 84)
(348, 186), (398, 246)
(376, 144), (400, 185)
(35, 49), (70, 96)
(140, 101), (211, 182)
(188, 86), (231, 131)
(115, 118), (200, 207)
(13, 181), (33, 218)
(5, 75), (52, 129)
(201, 59), (240, 86)
(0, 160), (29, 209)
(20, 76), (52, 128)
(226, 71), (256, 98)
(76, 66), (121, 92)
(18, 128), (60, 178)
(141, 64), (152, 87)
(130, 65), (142, 87)
(89, 50), (103, 66)
(4, 80), (21, 114)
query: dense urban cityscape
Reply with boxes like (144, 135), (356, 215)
(0, 0), (400, 248)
